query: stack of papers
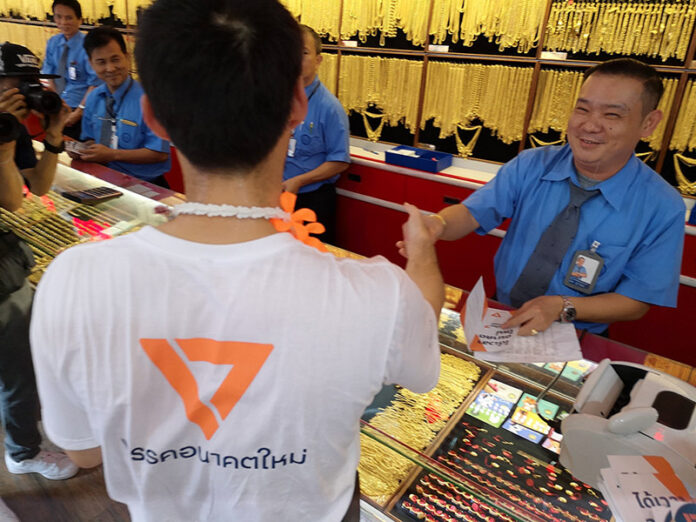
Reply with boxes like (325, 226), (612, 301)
(462, 278), (582, 363)
(598, 455), (695, 521)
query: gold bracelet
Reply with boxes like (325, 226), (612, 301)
(429, 213), (447, 228)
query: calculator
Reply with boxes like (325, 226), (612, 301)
(61, 186), (124, 205)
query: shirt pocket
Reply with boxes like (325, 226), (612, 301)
(592, 242), (631, 291)
(117, 123), (139, 149)
(297, 132), (323, 158)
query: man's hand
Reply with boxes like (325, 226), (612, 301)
(501, 295), (563, 336)
(80, 143), (115, 163)
(63, 107), (83, 128)
(397, 212), (443, 258)
(282, 177), (303, 194)
(42, 101), (72, 140)
(0, 88), (27, 121)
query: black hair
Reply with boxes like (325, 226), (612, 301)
(584, 58), (664, 114)
(301, 25), (322, 54)
(84, 26), (127, 58)
(135, 0), (303, 172)
(52, 0), (82, 19)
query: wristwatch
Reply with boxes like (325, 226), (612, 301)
(560, 296), (577, 323)
(42, 139), (65, 154)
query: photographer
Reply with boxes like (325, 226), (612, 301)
(0, 42), (77, 480)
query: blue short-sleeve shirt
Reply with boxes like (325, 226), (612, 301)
(464, 144), (686, 333)
(42, 32), (100, 108)
(80, 77), (170, 181)
(283, 76), (350, 194)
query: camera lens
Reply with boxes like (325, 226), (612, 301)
(0, 113), (21, 144)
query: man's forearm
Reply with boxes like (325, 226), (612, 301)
(25, 132), (62, 196)
(0, 148), (25, 211)
(573, 293), (650, 323)
(291, 161), (348, 188)
(406, 250), (445, 317)
(434, 204), (481, 241)
(112, 148), (169, 164)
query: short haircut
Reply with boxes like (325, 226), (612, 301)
(136, 0), (303, 172)
(52, 0), (82, 19)
(584, 58), (664, 114)
(301, 24), (322, 54)
(84, 26), (127, 58)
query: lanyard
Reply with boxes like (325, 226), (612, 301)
(307, 81), (320, 102)
(107, 77), (134, 123)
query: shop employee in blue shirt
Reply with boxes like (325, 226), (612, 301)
(402, 58), (686, 336)
(77, 26), (170, 187)
(42, 0), (100, 140)
(282, 25), (350, 244)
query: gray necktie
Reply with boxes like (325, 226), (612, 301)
(99, 95), (116, 146)
(54, 43), (69, 94)
(508, 181), (600, 308)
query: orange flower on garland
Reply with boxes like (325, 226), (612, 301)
(270, 191), (328, 253)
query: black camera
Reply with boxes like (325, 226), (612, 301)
(0, 113), (21, 144)
(18, 80), (62, 115)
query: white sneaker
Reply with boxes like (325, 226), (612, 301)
(0, 499), (18, 522)
(5, 450), (78, 480)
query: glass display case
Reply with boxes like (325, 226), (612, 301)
(4, 160), (693, 521)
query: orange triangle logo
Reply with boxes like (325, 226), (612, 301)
(140, 338), (274, 440)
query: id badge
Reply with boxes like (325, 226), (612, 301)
(287, 137), (296, 158)
(110, 123), (119, 149)
(563, 241), (604, 294)
(68, 65), (77, 80)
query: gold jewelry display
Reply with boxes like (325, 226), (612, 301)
(358, 353), (481, 504)
(670, 79), (696, 153)
(339, 54), (423, 141)
(674, 153), (696, 194)
(317, 52), (339, 95)
(421, 61), (533, 155)
(545, 0), (696, 62)
(281, 0), (341, 42)
(428, 0), (546, 52)
(340, 0), (429, 46)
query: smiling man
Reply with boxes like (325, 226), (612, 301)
(41, 0), (100, 139)
(77, 26), (170, 187)
(403, 58), (686, 337)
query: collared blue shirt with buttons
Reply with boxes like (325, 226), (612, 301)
(81, 77), (170, 181)
(464, 144), (686, 333)
(283, 76), (350, 194)
(41, 32), (100, 108)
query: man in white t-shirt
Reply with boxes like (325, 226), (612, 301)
(30, 1), (444, 521)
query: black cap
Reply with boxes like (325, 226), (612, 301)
(0, 42), (59, 79)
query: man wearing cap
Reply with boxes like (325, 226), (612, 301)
(76, 26), (170, 188)
(42, 0), (100, 140)
(0, 42), (77, 480)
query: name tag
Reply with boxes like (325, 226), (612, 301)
(564, 242), (604, 294)
(110, 123), (119, 149)
(68, 65), (77, 81)
(287, 137), (296, 158)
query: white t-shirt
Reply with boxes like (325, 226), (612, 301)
(30, 227), (439, 522)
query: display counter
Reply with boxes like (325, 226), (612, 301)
(337, 138), (696, 366)
(4, 158), (695, 522)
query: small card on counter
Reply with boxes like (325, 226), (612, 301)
(461, 277), (582, 363)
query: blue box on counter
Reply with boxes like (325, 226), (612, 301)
(384, 146), (453, 173)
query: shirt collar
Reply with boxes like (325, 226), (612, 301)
(304, 76), (320, 97)
(541, 143), (638, 211)
(61, 32), (81, 49)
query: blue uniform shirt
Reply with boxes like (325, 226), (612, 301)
(81, 77), (170, 181)
(464, 144), (686, 333)
(41, 32), (100, 108)
(283, 76), (350, 194)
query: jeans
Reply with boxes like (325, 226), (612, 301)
(0, 281), (41, 461)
